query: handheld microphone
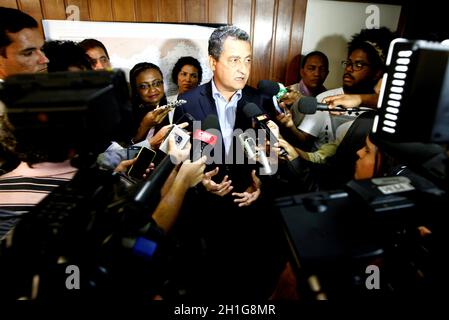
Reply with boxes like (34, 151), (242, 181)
(299, 96), (372, 114)
(257, 80), (288, 114)
(242, 102), (288, 157)
(158, 99), (187, 110)
(192, 115), (219, 161)
(257, 80), (288, 100)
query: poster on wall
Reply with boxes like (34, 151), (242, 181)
(42, 20), (220, 96)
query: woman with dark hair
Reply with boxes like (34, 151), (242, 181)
(167, 56), (203, 123)
(129, 62), (171, 143)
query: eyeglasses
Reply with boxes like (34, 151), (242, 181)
(341, 60), (370, 71)
(137, 80), (163, 90)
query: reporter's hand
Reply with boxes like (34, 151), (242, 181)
(322, 94), (362, 115)
(168, 136), (191, 164)
(114, 158), (136, 173)
(279, 88), (301, 106)
(176, 156), (207, 188)
(232, 170), (261, 207)
(202, 167), (233, 197)
(150, 122), (189, 150)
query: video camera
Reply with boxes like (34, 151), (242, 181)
(276, 39), (449, 299)
(0, 70), (171, 300)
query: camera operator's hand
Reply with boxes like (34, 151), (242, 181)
(232, 170), (261, 207)
(114, 158), (136, 173)
(273, 139), (299, 161)
(167, 135), (191, 165)
(202, 167), (233, 197)
(133, 107), (173, 143)
(142, 107), (171, 128)
(279, 87), (301, 107)
(276, 110), (295, 129)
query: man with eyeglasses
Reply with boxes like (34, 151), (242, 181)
(283, 27), (394, 154)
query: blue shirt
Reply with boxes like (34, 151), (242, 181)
(211, 80), (242, 154)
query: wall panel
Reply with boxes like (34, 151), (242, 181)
(65, 0), (91, 21)
(251, 0), (276, 86)
(41, 0), (66, 20)
(207, 0), (228, 24)
(88, 0), (113, 21)
(16, 0), (43, 33)
(185, 0), (206, 23)
(159, 0), (182, 22)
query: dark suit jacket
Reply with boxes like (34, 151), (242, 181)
(174, 81), (270, 192)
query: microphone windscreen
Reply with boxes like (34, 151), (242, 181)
(298, 96), (318, 114)
(202, 114), (220, 131)
(257, 80), (279, 96)
(242, 102), (264, 118)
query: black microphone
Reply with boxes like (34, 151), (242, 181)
(192, 114), (220, 161)
(257, 80), (288, 100)
(299, 96), (372, 114)
(133, 154), (175, 207)
(257, 80), (288, 114)
(242, 102), (288, 157)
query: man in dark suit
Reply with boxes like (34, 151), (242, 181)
(172, 25), (286, 300)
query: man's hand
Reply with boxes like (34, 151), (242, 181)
(202, 167), (233, 197)
(141, 107), (171, 128)
(232, 170), (261, 207)
(114, 158), (136, 173)
(176, 156), (207, 188)
(279, 87), (301, 107)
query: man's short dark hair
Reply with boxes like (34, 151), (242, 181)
(0, 7), (38, 57)
(208, 25), (250, 60)
(171, 56), (203, 85)
(301, 50), (329, 69)
(79, 38), (110, 59)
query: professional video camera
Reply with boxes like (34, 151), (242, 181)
(276, 39), (449, 300)
(0, 70), (174, 300)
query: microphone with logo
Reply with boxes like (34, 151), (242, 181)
(257, 80), (289, 114)
(242, 102), (288, 157)
(192, 114), (220, 161)
(238, 132), (273, 175)
(299, 96), (373, 114)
